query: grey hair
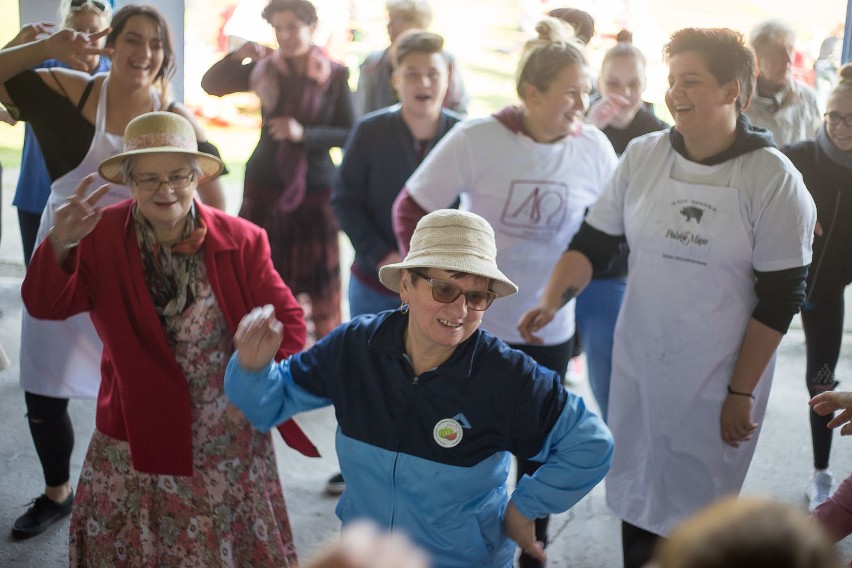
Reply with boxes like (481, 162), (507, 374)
(120, 155), (203, 186)
(386, 0), (432, 29)
(750, 20), (796, 53)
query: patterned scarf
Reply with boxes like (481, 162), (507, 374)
(132, 204), (208, 318)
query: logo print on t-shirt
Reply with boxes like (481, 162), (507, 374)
(680, 206), (704, 223)
(433, 418), (463, 448)
(500, 181), (567, 232)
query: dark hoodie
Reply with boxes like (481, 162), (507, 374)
(569, 113), (808, 334)
(784, 125), (852, 302)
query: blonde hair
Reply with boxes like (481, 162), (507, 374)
(651, 497), (841, 568)
(58, 0), (112, 28)
(516, 17), (587, 98)
(830, 63), (852, 96)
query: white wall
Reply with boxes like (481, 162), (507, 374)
(17, 0), (185, 101)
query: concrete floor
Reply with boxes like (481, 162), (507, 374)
(1, 165), (852, 566)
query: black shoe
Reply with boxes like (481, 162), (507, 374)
(11, 491), (74, 539)
(325, 472), (345, 495)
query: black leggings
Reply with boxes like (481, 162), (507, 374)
(622, 521), (661, 568)
(801, 293), (844, 470)
(24, 392), (74, 487)
(507, 340), (572, 566)
(18, 209), (42, 267)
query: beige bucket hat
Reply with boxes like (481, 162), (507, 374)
(379, 209), (518, 298)
(98, 111), (224, 184)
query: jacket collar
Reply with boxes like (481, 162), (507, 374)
(367, 310), (481, 379)
(121, 199), (240, 254)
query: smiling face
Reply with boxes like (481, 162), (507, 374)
(108, 15), (165, 88)
(523, 63), (591, 142)
(401, 268), (487, 357)
(826, 90), (852, 153)
(270, 10), (314, 59)
(665, 51), (739, 145)
(393, 51), (449, 120)
(599, 55), (646, 128)
(128, 153), (198, 243)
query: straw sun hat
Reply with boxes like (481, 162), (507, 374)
(379, 209), (518, 298)
(98, 112), (224, 184)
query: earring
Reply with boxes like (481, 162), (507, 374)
(400, 302), (409, 315)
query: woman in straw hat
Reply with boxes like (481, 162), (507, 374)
(0, 5), (227, 540)
(392, 17), (617, 566)
(22, 111), (314, 566)
(225, 208), (613, 568)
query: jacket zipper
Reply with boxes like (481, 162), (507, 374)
(389, 369), (420, 530)
(807, 191), (841, 302)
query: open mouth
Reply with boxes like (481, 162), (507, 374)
(438, 318), (461, 328)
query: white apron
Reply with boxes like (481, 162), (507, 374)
(20, 76), (160, 398)
(604, 154), (775, 536)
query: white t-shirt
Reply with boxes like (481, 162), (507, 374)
(406, 115), (618, 345)
(588, 131), (814, 273)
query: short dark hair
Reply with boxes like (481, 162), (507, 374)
(262, 0), (318, 26)
(106, 6), (176, 91)
(393, 29), (445, 68)
(664, 28), (756, 113)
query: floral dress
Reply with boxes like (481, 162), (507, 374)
(69, 255), (298, 567)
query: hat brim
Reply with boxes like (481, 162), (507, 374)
(98, 147), (224, 185)
(379, 258), (518, 298)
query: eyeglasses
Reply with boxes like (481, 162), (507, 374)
(70, 0), (107, 12)
(131, 172), (195, 192)
(409, 270), (497, 311)
(824, 111), (852, 127)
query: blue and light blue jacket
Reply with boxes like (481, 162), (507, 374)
(226, 310), (613, 567)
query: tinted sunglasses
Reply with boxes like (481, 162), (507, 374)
(70, 0), (107, 12)
(409, 270), (496, 311)
(824, 111), (852, 127)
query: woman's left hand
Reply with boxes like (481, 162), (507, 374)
(234, 305), (284, 372)
(266, 116), (304, 142)
(504, 501), (546, 564)
(720, 395), (758, 448)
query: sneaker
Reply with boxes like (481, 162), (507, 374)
(325, 472), (345, 495)
(11, 490), (74, 539)
(806, 471), (834, 512)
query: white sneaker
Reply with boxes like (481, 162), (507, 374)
(806, 470), (834, 512)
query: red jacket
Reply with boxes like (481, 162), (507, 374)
(23, 200), (315, 476)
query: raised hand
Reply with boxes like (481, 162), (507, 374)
(49, 174), (109, 252)
(586, 93), (631, 129)
(234, 305), (284, 372)
(46, 27), (112, 70)
(4, 21), (55, 48)
(232, 41), (273, 63)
